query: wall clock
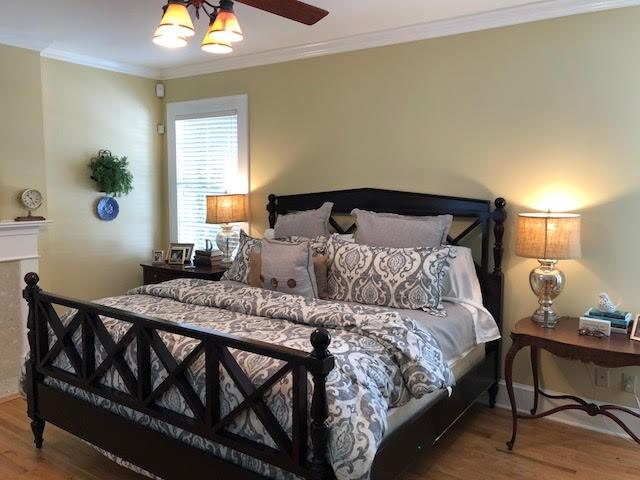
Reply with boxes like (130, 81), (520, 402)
(15, 188), (46, 222)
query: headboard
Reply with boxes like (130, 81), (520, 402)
(266, 188), (507, 329)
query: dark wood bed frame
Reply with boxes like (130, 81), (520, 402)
(24, 188), (506, 480)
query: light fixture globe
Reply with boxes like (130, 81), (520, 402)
(155, 1), (195, 39)
(209, 1), (243, 43)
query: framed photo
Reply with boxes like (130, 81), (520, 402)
(167, 243), (194, 264)
(152, 250), (165, 264)
(631, 314), (640, 342)
(168, 247), (187, 265)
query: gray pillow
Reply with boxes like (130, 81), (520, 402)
(326, 235), (454, 315)
(221, 230), (260, 284)
(352, 209), (453, 248)
(260, 239), (318, 298)
(273, 202), (333, 239)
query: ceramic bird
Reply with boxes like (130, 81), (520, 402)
(598, 293), (619, 313)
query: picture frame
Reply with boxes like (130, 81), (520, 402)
(167, 243), (194, 264)
(152, 250), (165, 264)
(631, 314), (640, 342)
(168, 247), (187, 265)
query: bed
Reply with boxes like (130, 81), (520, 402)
(22, 188), (506, 480)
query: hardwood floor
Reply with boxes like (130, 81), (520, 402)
(0, 397), (637, 479)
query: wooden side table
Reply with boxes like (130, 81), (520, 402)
(140, 262), (227, 285)
(505, 317), (640, 450)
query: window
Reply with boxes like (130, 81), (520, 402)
(167, 95), (248, 251)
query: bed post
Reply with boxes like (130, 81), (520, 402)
(488, 198), (507, 407)
(492, 198), (507, 275)
(309, 329), (335, 478)
(267, 194), (277, 228)
(23, 272), (46, 448)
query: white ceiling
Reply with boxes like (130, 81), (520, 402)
(0, 0), (634, 78)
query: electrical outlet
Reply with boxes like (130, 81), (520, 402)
(622, 374), (637, 394)
(595, 368), (610, 388)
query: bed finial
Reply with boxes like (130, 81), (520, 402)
(23, 272), (41, 302)
(309, 328), (334, 476)
(267, 194), (277, 228)
(492, 198), (507, 275)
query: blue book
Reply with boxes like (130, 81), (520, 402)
(586, 308), (632, 322)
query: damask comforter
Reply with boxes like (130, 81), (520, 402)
(32, 279), (455, 480)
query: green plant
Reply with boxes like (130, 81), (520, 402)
(89, 151), (133, 197)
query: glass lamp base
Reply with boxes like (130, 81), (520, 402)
(529, 259), (565, 329)
(216, 225), (239, 263)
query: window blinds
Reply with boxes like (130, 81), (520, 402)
(175, 113), (239, 251)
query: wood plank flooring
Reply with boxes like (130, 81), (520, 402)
(0, 397), (637, 479)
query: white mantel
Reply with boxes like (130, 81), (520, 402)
(0, 221), (50, 397)
(0, 220), (51, 263)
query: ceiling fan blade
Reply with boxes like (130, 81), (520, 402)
(235, 0), (329, 25)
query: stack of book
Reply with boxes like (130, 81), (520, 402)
(581, 308), (633, 335)
(194, 249), (224, 268)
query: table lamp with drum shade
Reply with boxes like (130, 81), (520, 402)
(516, 212), (582, 328)
(206, 193), (248, 263)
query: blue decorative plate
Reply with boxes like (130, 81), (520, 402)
(97, 196), (119, 221)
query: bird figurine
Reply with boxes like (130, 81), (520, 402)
(598, 293), (619, 314)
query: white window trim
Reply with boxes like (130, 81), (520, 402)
(166, 94), (249, 243)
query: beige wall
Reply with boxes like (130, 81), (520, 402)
(0, 44), (47, 220)
(164, 7), (640, 406)
(39, 59), (164, 298)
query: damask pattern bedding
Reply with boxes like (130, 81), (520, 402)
(27, 279), (454, 480)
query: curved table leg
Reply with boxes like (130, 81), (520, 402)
(530, 346), (539, 415)
(505, 339), (522, 451)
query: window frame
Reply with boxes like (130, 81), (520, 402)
(166, 94), (249, 243)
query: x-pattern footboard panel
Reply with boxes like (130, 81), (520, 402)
(24, 274), (335, 480)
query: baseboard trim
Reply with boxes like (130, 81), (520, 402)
(486, 380), (640, 441)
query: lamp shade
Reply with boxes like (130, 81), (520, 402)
(206, 194), (247, 224)
(516, 212), (581, 260)
(201, 21), (233, 54)
(209, 9), (243, 43)
(155, 2), (195, 39)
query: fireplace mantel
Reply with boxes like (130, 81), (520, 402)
(0, 220), (51, 263)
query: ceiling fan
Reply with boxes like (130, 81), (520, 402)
(153, 0), (329, 54)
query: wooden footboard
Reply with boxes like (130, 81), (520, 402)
(23, 272), (336, 480)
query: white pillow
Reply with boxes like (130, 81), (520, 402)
(443, 246), (500, 344)
(264, 228), (275, 240)
(442, 246), (483, 304)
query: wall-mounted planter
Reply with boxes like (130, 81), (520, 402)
(89, 150), (132, 221)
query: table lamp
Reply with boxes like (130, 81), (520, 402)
(206, 193), (248, 263)
(516, 211), (581, 328)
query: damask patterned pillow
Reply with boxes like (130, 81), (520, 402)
(326, 235), (455, 315)
(221, 230), (260, 284)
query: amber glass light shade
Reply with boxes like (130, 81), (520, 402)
(206, 194), (248, 224)
(155, 2), (195, 39)
(201, 23), (233, 54)
(209, 10), (243, 43)
(516, 212), (582, 260)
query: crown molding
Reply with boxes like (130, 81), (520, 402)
(1, 0), (637, 80)
(158, 0), (640, 80)
(40, 48), (160, 79)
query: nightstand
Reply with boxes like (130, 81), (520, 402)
(140, 262), (227, 285)
(505, 317), (640, 450)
